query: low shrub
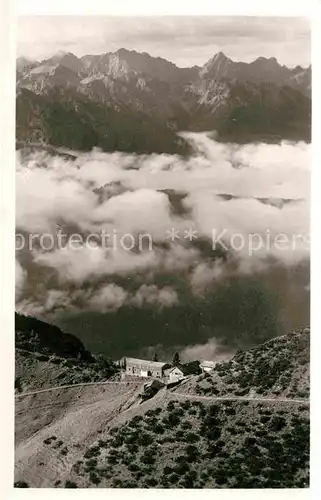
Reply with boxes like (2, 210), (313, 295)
(89, 472), (101, 485)
(168, 472), (179, 484)
(153, 424), (165, 434)
(84, 446), (100, 459)
(163, 465), (173, 475)
(185, 432), (200, 443)
(166, 401), (175, 412)
(43, 436), (55, 445)
(269, 416), (287, 432)
(128, 462), (139, 472)
(14, 481), (29, 488)
(144, 477), (158, 487)
(85, 458), (98, 469)
(175, 430), (185, 440)
(53, 440), (64, 449)
(126, 443), (139, 454)
(65, 481), (78, 488)
(137, 432), (153, 446)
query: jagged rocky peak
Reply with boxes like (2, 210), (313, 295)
(114, 47), (194, 83)
(212, 51), (230, 62)
(292, 64), (304, 73)
(200, 51), (232, 78)
(15, 48), (311, 149)
(44, 50), (69, 64)
(117, 47), (176, 66)
(54, 52), (83, 73)
(59, 52), (83, 71)
(78, 51), (133, 79)
(37, 51), (84, 76)
(252, 55), (280, 68)
(116, 47), (143, 58)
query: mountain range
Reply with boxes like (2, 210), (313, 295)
(16, 49), (311, 154)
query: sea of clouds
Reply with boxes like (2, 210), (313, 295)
(15, 132), (310, 357)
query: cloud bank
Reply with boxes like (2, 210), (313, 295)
(15, 133), (310, 355)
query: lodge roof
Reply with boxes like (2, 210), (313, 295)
(164, 361), (201, 377)
(164, 366), (184, 377)
(125, 357), (167, 369)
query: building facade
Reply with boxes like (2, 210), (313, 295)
(123, 357), (170, 378)
(164, 366), (185, 383)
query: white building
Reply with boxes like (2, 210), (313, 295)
(200, 360), (216, 373)
(122, 357), (170, 378)
(164, 366), (185, 383)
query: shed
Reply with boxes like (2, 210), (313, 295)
(164, 366), (185, 383)
(200, 360), (216, 373)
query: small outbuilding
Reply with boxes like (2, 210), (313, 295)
(200, 360), (216, 373)
(164, 361), (201, 383)
(164, 366), (185, 383)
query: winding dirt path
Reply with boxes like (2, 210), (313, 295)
(15, 380), (309, 405)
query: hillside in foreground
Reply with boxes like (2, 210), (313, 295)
(174, 327), (310, 399)
(15, 317), (310, 489)
(15, 312), (118, 392)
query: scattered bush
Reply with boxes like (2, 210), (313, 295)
(84, 446), (100, 459)
(145, 477), (158, 487)
(166, 401), (175, 411)
(128, 462), (139, 472)
(137, 432), (153, 446)
(65, 480), (78, 488)
(14, 481), (29, 488)
(85, 458), (98, 469)
(53, 440), (64, 449)
(163, 465), (173, 475)
(43, 435), (57, 445)
(175, 429), (185, 440)
(269, 416), (287, 432)
(168, 472), (180, 484)
(153, 423), (165, 434)
(89, 472), (101, 485)
(185, 432), (200, 443)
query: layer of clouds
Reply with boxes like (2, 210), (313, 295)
(16, 133), (310, 317)
(131, 284), (178, 309)
(180, 337), (234, 362)
(17, 16), (310, 68)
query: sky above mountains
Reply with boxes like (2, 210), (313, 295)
(17, 16), (310, 68)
